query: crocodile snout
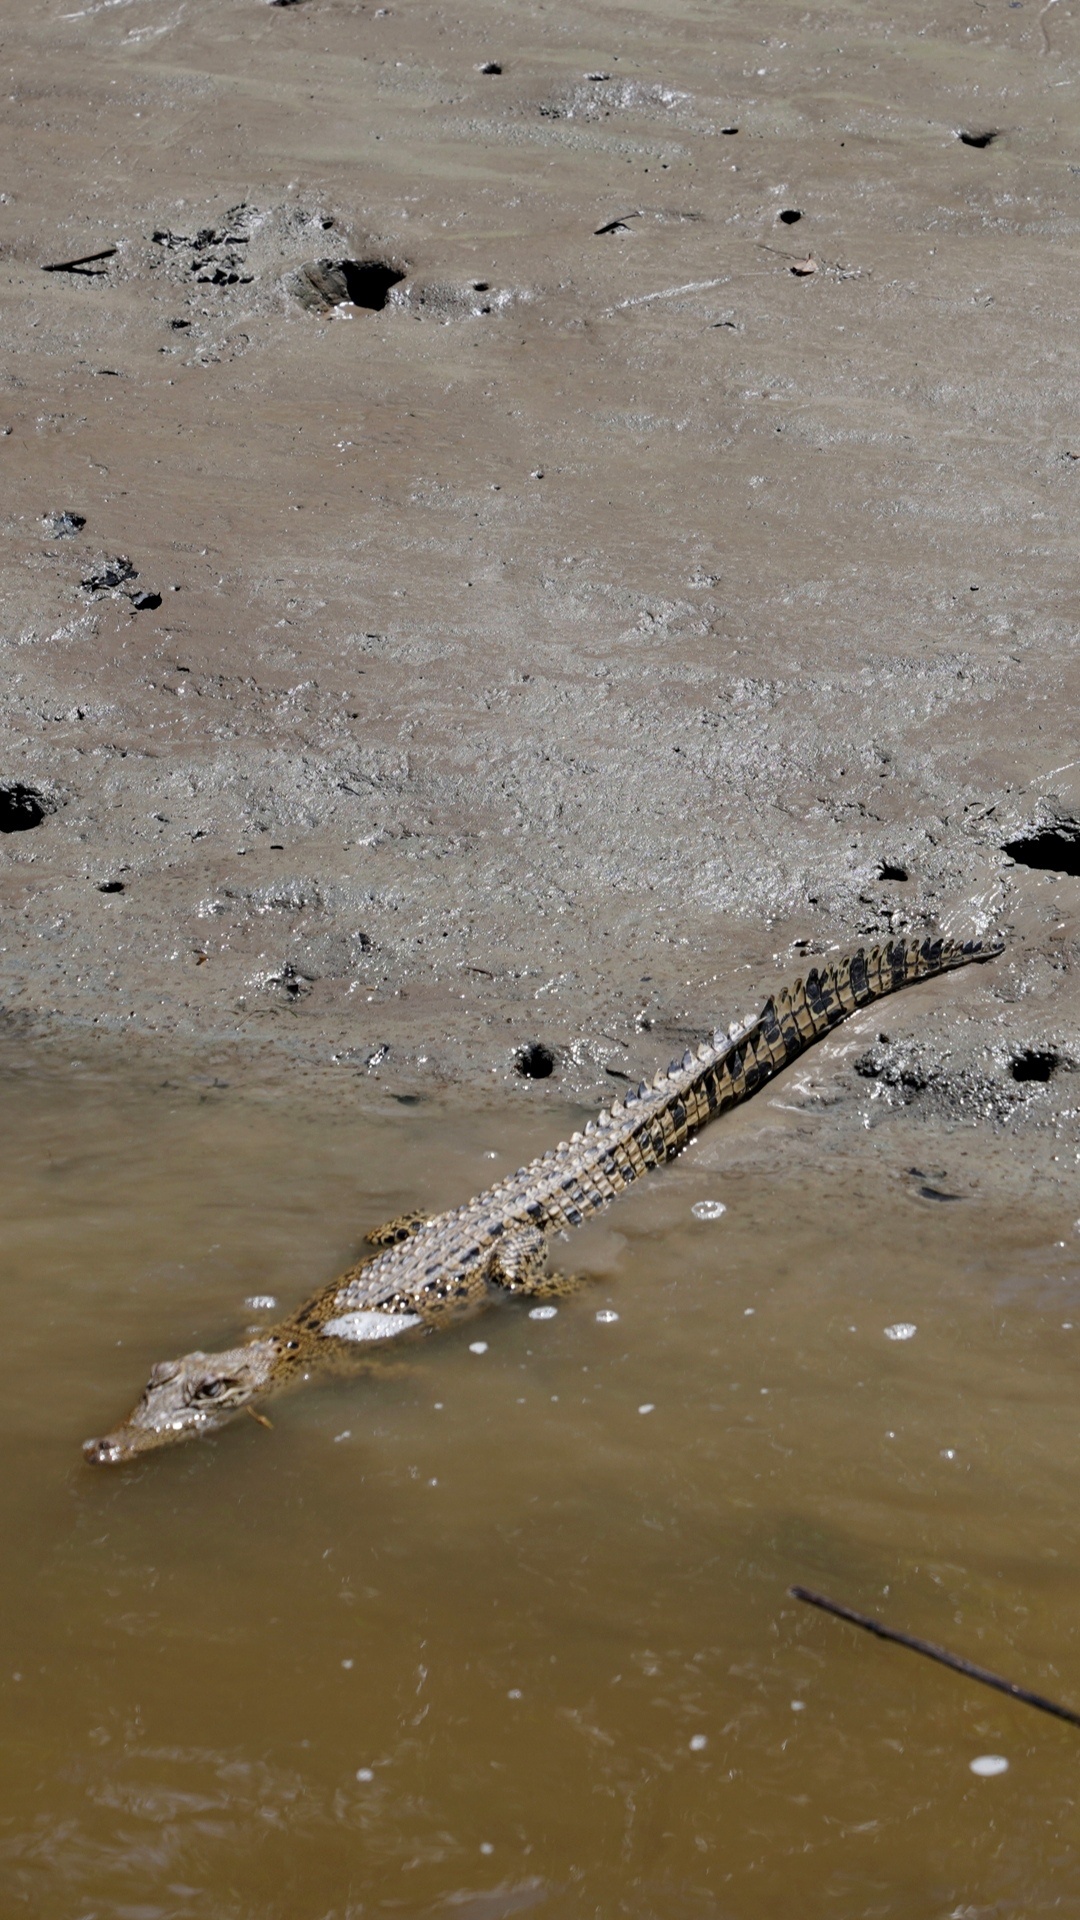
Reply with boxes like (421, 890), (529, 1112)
(83, 1433), (128, 1466)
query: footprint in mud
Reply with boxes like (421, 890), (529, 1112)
(290, 258), (406, 313)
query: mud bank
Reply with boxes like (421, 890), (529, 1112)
(3, 0), (1080, 1170)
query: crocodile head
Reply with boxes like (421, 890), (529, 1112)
(83, 1338), (280, 1465)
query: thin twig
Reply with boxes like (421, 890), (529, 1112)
(791, 1585), (1080, 1729)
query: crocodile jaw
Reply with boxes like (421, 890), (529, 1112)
(83, 1338), (280, 1465)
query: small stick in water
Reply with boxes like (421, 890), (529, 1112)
(791, 1585), (1080, 1730)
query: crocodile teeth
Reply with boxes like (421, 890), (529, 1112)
(682, 1050), (695, 1070)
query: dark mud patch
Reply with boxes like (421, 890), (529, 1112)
(1003, 826), (1080, 875)
(0, 784), (51, 833)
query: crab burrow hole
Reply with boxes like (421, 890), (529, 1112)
(516, 1043), (556, 1080)
(0, 784), (50, 833)
(1003, 828), (1080, 877)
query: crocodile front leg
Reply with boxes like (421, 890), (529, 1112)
(491, 1228), (586, 1300)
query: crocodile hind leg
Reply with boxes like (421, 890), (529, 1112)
(366, 1212), (430, 1247)
(490, 1228), (588, 1300)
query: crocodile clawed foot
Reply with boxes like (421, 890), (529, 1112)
(524, 1270), (590, 1300)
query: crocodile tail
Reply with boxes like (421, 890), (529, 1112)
(675, 931), (1002, 1142)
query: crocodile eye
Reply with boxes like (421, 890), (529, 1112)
(189, 1375), (236, 1403)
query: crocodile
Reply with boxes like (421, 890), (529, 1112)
(83, 931), (1001, 1465)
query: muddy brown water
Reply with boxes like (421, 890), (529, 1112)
(3, 1048), (1080, 1919)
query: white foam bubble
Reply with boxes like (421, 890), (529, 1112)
(691, 1199), (727, 1221)
(970, 1754), (1009, 1777)
(529, 1305), (558, 1320)
(884, 1322), (917, 1341)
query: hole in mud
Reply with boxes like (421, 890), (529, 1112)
(340, 260), (405, 308)
(958, 129), (999, 148)
(1009, 1048), (1058, 1084)
(294, 258), (406, 312)
(0, 784), (49, 833)
(778, 208), (803, 224)
(1002, 827), (1080, 875)
(96, 880), (125, 894)
(471, 281), (490, 292)
(516, 1043), (555, 1080)
(876, 861), (909, 882)
(478, 61), (503, 74)
(720, 126), (739, 135)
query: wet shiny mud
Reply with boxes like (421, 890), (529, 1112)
(3, 1051), (1080, 1918)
